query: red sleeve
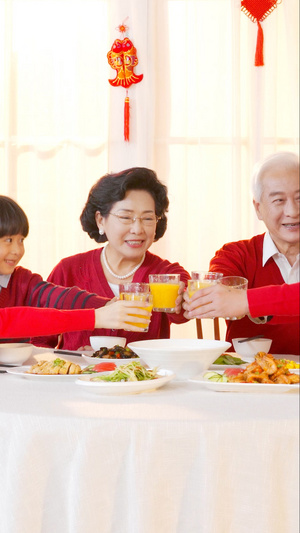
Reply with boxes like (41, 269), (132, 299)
(0, 307), (95, 338)
(247, 283), (300, 320)
(26, 280), (107, 310)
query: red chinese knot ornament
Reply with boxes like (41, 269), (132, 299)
(107, 22), (143, 141)
(241, 0), (281, 66)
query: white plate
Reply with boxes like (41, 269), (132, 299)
(76, 369), (175, 395)
(190, 372), (300, 393)
(6, 365), (84, 381)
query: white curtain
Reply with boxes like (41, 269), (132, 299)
(1, 0), (299, 338)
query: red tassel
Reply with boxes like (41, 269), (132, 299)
(124, 95), (130, 141)
(255, 21), (264, 67)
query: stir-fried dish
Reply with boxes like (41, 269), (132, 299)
(227, 353), (299, 384)
(205, 353), (299, 384)
(91, 345), (138, 359)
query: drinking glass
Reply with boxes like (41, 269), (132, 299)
(149, 274), (180, 313)
(119, 283), (153, 332)
(219, 276), (248, 320)
(188, 271), (223, 297)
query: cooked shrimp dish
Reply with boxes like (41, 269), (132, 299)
(226, 353), (299, 384)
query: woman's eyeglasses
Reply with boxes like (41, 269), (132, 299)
(109, 212), (161, 226)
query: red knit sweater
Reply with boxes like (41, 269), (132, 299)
(0, 266), (106, 342)
(0, 307), (95, 338)
(42, 248), (190, 350)
(248, 283), (300, 323)
(210, 233), (299, 355)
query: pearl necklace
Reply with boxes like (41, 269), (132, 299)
(102, 246), (145, 280)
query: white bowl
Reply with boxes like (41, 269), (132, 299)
(89, 336), (127, 351)
(232, 337), (272, 358)
(0, 343), (33, 365)
(127, 339), (231, 380)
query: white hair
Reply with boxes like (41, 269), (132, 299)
(251, 152), (299, 202)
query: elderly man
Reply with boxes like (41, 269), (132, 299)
(208, 152), (299, 355)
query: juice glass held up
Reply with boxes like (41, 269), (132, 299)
(188, 271), (223, 297)
(119, 283), (153, 332)
(149, 274), (180, 313)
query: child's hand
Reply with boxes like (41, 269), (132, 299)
(95, 299), (151, 331)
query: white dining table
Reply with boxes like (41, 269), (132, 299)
(0, 348), (299, 533)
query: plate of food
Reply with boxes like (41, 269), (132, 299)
(82, 344), (143, 367)
(190, 353), (300, 393)
(6, 358), (85, 381)
(76, 360), (175, 395)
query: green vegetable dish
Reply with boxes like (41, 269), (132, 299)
(213, 354), (247, 365)
(90, 361), (158, 383)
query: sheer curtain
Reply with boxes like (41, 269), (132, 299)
(1, 0), (299, 338)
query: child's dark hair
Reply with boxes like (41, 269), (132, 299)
(0, 196), (29, 238)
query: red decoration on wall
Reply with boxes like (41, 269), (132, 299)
(107, 22), (143, 141)
(241, 0), (281, 66)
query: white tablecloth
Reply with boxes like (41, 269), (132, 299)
(0, 351), (299, 533)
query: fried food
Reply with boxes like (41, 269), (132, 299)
(27, 358), (81, 375)
(227, 352), (299, 384)
(255, 352), (277, 375)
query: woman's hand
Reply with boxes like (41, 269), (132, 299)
(174, 281), (186, 314)
(182, 283), (249, 320)
(95, 299), (151, 331)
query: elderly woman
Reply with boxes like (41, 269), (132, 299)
(40, 167), (190, 350)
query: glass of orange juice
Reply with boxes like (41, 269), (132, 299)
(188, 271), (223, 297)
(119, 283), (153, 331)
(149, 274), (180, 313)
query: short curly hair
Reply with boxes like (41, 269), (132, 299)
(0, 195), (29, 238)
(80, 167), (169, 243)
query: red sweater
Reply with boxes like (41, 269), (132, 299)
(43, 248), (190, 350)
(0, 307), (95, 338)
(210, 234), (299, 355)
(0, 266), (107, 342)
(248, 283), (300, 323)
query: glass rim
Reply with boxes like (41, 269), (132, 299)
(219, 276), (248, 287)
(149, 274), (180, 281)
(220, 276), (248, 283)
(191, 271), (223, 280)
(119, 282), (150, 292)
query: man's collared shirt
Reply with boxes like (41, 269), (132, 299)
(263, 231), (299, 283)
(249, 232), (299, 323)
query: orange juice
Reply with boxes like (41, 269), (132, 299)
(149, 282), (180, 312)
(188, 280), (212, 297)
(119, 292), (153, 331)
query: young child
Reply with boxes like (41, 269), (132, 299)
(0, 195), (150, 341)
